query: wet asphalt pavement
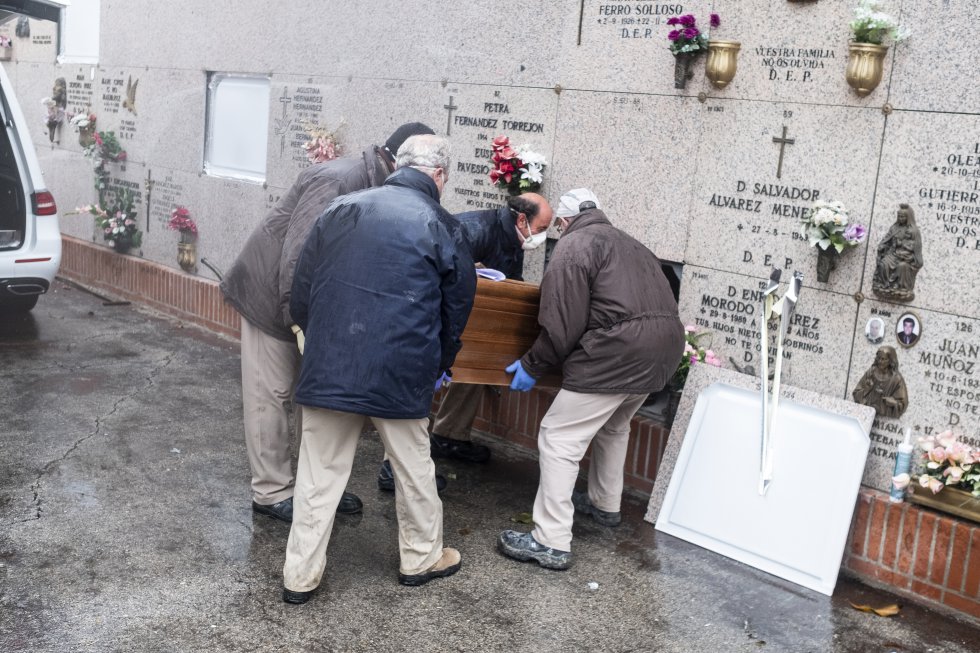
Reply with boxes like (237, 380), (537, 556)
(1, 281), (979, 653)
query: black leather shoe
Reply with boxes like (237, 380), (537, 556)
(282, 587), (316, 604)
(337, 491), (363, 515)
(252, 497), (293, 523)
(572, 490), (622, 527)
(430, 434), (491, 463)
(377, 460), (447, 494)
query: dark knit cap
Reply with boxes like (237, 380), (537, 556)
(384, 122), (436, 158)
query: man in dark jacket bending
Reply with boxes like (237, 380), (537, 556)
(498, 188), (685, 570)
(282, 135), (475, 603)
(380, 193), (553, 478)
(220, 123), (434, 523)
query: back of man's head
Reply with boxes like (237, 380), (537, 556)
(507, 194), (543, 220)
(385, 122), (435, 161)
(395, 134), (451, 173)
(555, 188), (601, 219)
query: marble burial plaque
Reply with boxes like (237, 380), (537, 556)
(676, 265), (857, 397)
(562, 0), (713, 94)
(709, 0), (882, 106)
(685, 99), (882, 290)
(550, 90), (700, 263)
(848, 301), (980, 492)
(341, 79), (443, 169)
(889, 1), (980, 113)
(861, 110), (980, 320)
(265, 77), (348, 190)
(430, 83), (558, 215)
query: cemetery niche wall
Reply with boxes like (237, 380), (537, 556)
(5, 0), (980, 572)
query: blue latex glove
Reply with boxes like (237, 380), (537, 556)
(434, 371), (452, 391)
(505, 360), (536, 392)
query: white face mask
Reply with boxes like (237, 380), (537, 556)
(522, 230), (547, 251)
(516, 217), (548, 251)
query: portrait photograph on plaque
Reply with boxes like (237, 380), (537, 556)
(865, 316), (885, 344)
(895, 312), (921, 348)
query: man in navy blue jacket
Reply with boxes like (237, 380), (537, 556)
(376, 193), (553, 493)
(282, 135), (475, 603)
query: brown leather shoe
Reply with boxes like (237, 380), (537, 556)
(397, 547), (462, 586)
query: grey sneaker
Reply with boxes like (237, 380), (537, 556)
(497, 530), (572, 570)
(572, 491), (622, 527)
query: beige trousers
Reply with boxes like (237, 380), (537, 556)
(430, 382), (484, 441)
(240, 318), (301, 505)
(283, 405), (443, 591)
(531, 389), (648, 552)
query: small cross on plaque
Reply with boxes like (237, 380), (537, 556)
(444, 96), (458, 136)
(772, 125), (795, 179)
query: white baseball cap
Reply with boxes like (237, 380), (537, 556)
(555, 188), (601, 219)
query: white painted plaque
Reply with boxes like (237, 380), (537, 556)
(655, 382), (870, 596)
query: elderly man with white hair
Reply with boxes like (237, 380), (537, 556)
(499, 189), (686, 570)
(282, 134), (475, 602)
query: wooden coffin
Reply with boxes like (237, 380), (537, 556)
(452, 277), (562, 387)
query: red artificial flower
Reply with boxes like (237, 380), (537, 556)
(489, 170), (501, 184)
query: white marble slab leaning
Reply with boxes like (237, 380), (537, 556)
(647, 365), (875, 596)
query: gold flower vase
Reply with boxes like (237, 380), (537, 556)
(705, 40), (741, 89)
(845, 43), (889, 97)
(177, 240), (197, 273)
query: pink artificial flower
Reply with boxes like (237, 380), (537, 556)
(492, 135), (510, 149)
(944, 466), (964, 483)
(891, 473), (911, 491)
(928, 477), (945, 494)
(937, 430), (956, 448)
(928, 447), (947, 466)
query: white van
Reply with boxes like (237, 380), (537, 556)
(0, 1), (67, 313)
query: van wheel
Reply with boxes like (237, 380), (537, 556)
(4, 295), (39, 312)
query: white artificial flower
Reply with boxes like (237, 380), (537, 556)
(522, 163), (543, 184)
(516, 144), (548, 167)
